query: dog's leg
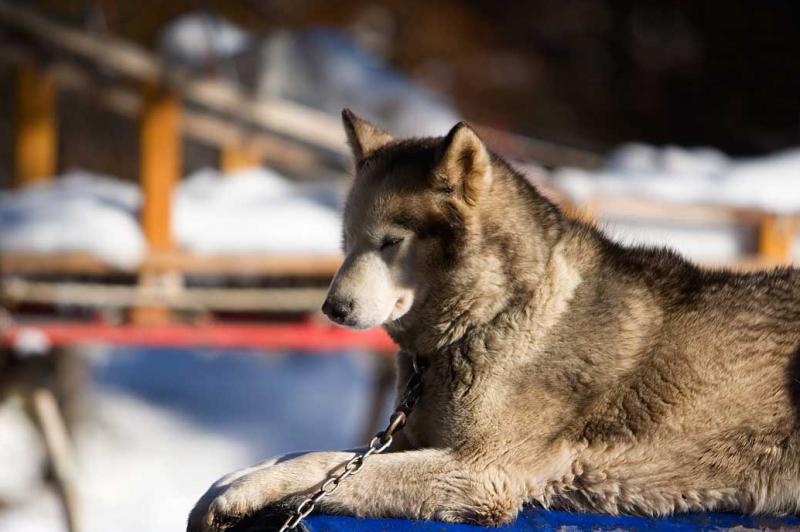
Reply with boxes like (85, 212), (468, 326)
(188, 448), (525, 532)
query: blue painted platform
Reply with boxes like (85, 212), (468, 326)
(304, 508), (800, 531)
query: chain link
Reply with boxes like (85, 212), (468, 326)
(279, 356), (425, 531)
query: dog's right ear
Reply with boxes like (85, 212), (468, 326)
(342, 109), (394, 164)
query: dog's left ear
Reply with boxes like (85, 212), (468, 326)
(437, 122), (492, 206)
(342, 109), (394, 164)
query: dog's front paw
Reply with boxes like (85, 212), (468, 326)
(188, 480), (281, 531)
(191, 495), (306, 532)
(187, 458), (285, 532)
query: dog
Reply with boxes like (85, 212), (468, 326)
(188, 110), (800, 531)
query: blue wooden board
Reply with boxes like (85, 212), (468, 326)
(304, 508), (800, 531)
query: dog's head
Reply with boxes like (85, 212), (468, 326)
(322, 109), (494, 330)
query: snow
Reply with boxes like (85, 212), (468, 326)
(0, 171), (146, 269)
(174, 168), (342, 255)
(600, 219), (754, 263)
(553, 144), (800, 262)
(0, 399), (46, 505)
(0, 348), (380, 532)
(0, 167), (343, 268)
(256, 28), (460, 137)
(158, 14), (460, 136)
(4, 143), (799, 267)
(555, 144), (800, 212)
(160, 12), (252, 66)
(3, 141), (800, 267)
(0, 387), (249, 532)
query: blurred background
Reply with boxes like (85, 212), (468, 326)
(0, 1), (798, 531)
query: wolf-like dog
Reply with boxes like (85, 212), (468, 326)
(188, 111), (800, 531)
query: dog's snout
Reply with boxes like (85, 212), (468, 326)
(322, 297), (353, 323)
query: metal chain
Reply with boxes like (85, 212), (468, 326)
(279, 356), (425, 532)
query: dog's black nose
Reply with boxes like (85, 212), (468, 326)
(322, 298), (353, 323)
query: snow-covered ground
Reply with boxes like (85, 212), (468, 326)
(0, 167), (344, 268)
(0, 348), (383, 532)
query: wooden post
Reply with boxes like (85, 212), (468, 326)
(758, 214), (794, 263)
(27, 387), (81, 532)
(220, 142), (262, 173)
(139, 85), (180, 252)
(134, 85), (181, 324)
(14, 63), (57, 187)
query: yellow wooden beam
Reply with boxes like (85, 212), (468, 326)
(758, 214), (794, 263)
(14, 63), (57, 187)
(220, 142), (262, 173)
(139, 85), (180, 252)
(135, 85), (182, 324)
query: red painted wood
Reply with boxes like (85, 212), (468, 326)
(1, 322), (396, 352)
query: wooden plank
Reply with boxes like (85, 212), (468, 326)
(177, 78), (346, 157)
(139, 85), (180, 252)
(0, 252), (122, 275)
(220, 143), (263, 173)
(476, 125), (603, 169)
(758, 214), (794, 263)
(144, 251), (342, 277)
(14, 63), (57, 186)
(0, 2), (160, 81)
(580, 195), (768, 226)
(130, 271), (179, 325)
(2, 278), (329, 312)
(0, 251), (343, 277)
(26, 388), (80, 532)
(49, 62), (329, 175)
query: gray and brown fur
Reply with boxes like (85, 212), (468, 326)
(188, 111), (800, 531)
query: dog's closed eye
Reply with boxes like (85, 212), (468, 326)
(380, 236), (405, 251)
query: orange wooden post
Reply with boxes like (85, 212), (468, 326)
(139, 85), (180, 252)
(14, 63), (57, 187)
(220, 142), (262, 172)
(134, 85), (182, 324)
(758, 214), (794, 263)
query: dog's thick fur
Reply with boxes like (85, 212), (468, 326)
(188, 112), (800, 531)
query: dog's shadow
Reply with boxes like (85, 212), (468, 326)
(225, 505), (308, 532)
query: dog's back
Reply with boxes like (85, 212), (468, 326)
(525, 220), (800, 514)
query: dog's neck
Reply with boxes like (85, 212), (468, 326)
(387, 163), (579, 358)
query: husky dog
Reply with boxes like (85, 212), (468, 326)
(188, 111), (800, 531)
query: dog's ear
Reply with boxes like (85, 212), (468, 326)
(342, 109), (394, 163)
(436, 122), (492, 206)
